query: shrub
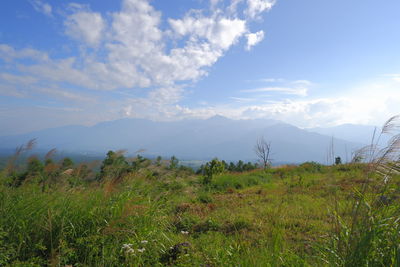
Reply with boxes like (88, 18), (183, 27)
(202, 158), (225, 185)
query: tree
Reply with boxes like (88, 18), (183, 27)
(254, 137), (272, 169)
(26, 156), (44, 177)
(99, 150), (130, 181)
(236, 160), (244, 172)
(203, 158), (225, 184)
(169, 156), (179, 170)
(228, 162), (236, 172)
(132, 154), (148, 170)
(61, 157), (74, 169)
(155, 156), (162, 166)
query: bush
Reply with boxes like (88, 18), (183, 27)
(202, 158), (225, 185)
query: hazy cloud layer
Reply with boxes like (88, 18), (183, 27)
(177, 76), (400, 128)
(240, 79), (311, 96)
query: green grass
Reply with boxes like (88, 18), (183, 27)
(0, 161), (399, 266)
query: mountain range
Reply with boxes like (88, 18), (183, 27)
(0, 116), (375, 164)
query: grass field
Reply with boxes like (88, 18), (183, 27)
(0, 154), (399, 266)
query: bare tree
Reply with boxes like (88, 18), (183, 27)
(254, 136), (272, 169)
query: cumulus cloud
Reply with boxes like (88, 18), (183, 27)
(1, 0), (276, 129)
(245, 0), (275, 19)
(246, 30), (264, 50)
(169, 16), (246, 50)
(65, 11), (105, 47)
(2, 0), (273, 91)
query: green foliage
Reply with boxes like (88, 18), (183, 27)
(202, 158), (225, 184)
(298, 161), (325, 173)
(99, 150), (131, 181)
(61, 157), (74, 169)
(335, 156), (342, 165)
(169, 156), (179, 170)
(317, 115), (400, 266)
(1, 145), (399, 266)
(26, 156), (44, 177)
(197, 160), (258, 175)
(155, 155), (162, 166)
(132, 154), (148, 171)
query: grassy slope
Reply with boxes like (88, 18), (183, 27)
(0, 164), (399, 266)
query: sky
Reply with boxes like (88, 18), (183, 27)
(1, 0), (400, 136)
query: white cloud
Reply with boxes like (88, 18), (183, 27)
(245, 0), (275, 19)
(1, 0), (275, 129)
(65, 11), (105, 47)
(37, 86), (96, 103)
(246, 30), (264, 50)
(384, 73), (400, 82)
(0, 44), (49, 62)
(241, 79), (311, 96)
(0, 73), (38, 85)
(67, 3), (90, 12)
(30, 0), (52, 17)
(5, 0), (271, 93)
(210, 0), (222, 9)
(243, 79), (400, 127)
(292, 80), (313, 86)
(0, 84), (26, 98)
(155, 76), (400, 128)
(230, 96), (257, 102)
(242, 86), (308, 96)
(9, 0), (398, 131)
(169, 16), (246, 50)
(251, 77), (284, 83)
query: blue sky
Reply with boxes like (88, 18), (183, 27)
(1, 0), (400, 135)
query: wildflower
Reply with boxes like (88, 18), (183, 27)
(137, 248), (146, 253)
(122, 243), (133, 250)
(126, 248), (135, 254)
(181, 230), (189, 235)
(141, 240), (148, 244)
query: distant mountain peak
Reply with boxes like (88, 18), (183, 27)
(207, 115), (230, 121)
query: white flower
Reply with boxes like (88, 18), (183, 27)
(126, 248), (135, 254)
(181, 230), (189, 235)
(122, 243), (133, 249)
(141, 240), (148, 244)
(137, 248), (146, 253)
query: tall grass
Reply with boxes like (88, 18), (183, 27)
(319, 115), (400, 266)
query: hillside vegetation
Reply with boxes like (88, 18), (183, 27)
(0, 117), (399, 266)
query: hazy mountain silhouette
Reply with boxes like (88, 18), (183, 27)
(0, 116), (364, 163)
